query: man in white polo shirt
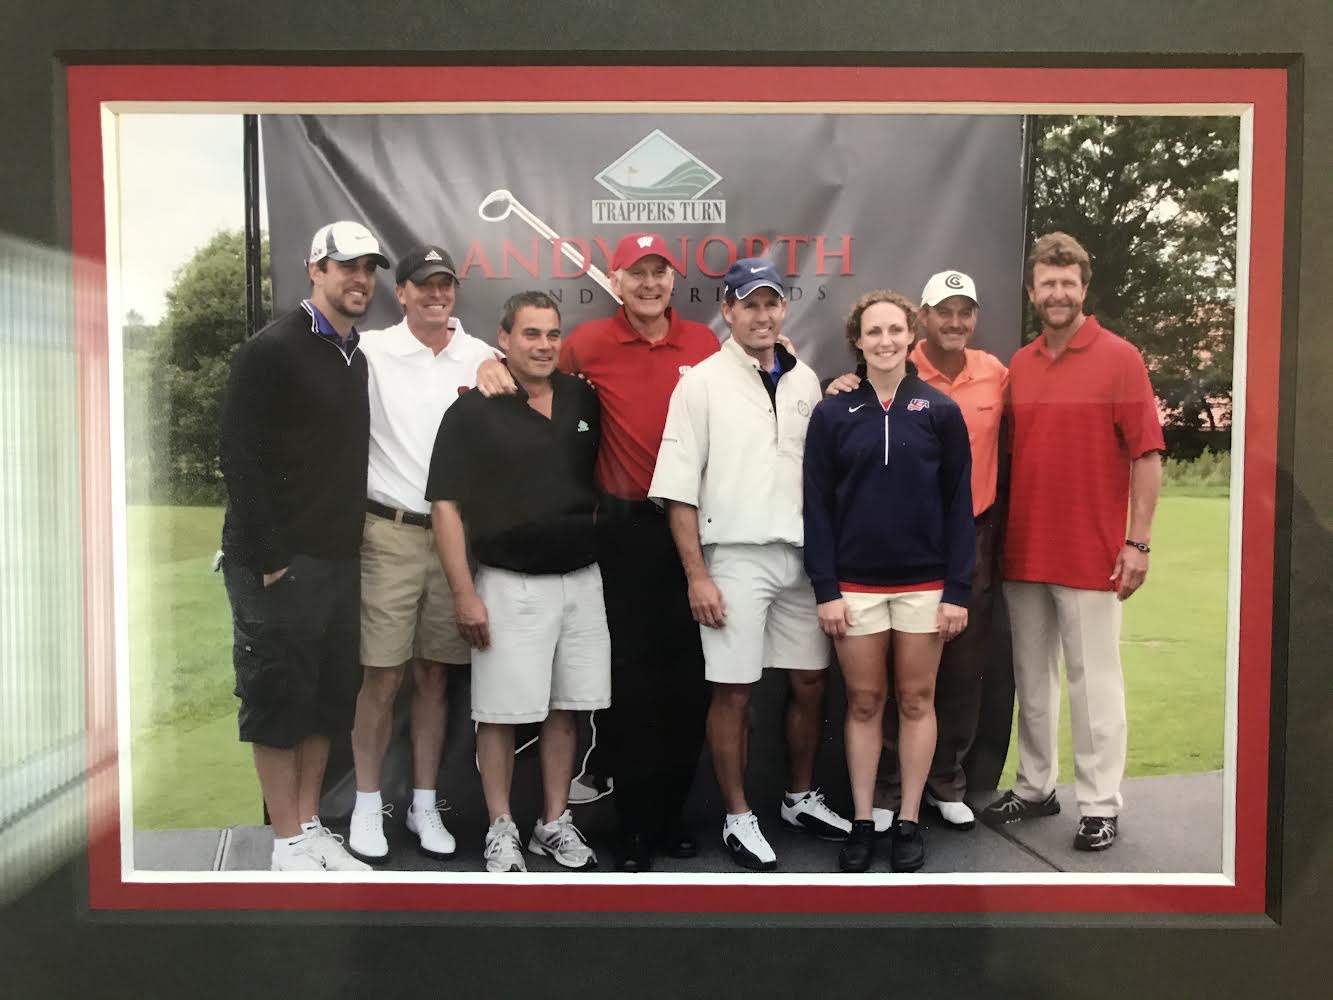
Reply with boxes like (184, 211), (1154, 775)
(347, 245), (498, 864)
(650, 258), (849, 871)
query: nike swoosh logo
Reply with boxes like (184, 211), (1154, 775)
(849, 403), (867, 412)
(750, 267), (764, 273)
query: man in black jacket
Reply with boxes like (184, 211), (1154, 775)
(219, 220), (388, 873)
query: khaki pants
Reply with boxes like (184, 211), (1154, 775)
(1003, 581), (1126, 817)
(360, 511), (471, 667)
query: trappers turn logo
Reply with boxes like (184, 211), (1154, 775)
(592, 130), (726, 225)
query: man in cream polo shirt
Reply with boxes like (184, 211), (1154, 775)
(650, 258), (849, 871)
(347, 244), (499, 864)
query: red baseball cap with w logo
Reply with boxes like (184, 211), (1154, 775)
(610, 232), (680, 271)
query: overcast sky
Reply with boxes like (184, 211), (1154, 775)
(116, 114), (265, 324)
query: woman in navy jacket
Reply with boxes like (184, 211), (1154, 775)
(803, 290), (975, 873)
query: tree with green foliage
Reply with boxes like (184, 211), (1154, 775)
(1027, 116), (1238, 447)
(128, 230), (270, 504)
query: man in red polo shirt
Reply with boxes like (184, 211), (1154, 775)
(875, 270), (1008, 833)
(979, 232), (1164, 852)
(476, 233), (719, 871)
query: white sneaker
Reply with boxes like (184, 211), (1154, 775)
(780, 789), (852, 841)
(528, 810), (597, 870)
(407, 800), (457, 859)
(348, 803), (393, 862)
(484, 815), (527, 873)
(270, 836), (325, 872)
(722, 812), (777, 871)
(925, 792), (976, 830)
(568, 773), (613, 805)
(301, 817), (372, 872)
(873, 807), (895, 836)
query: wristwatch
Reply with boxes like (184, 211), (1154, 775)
(1124, 538), (1151, 553)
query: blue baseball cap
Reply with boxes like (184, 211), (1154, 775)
(723, 257), (786, 300)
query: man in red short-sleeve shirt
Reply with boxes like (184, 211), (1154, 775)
(979, 232), (1164, 853)
(476, 234), (719, 871)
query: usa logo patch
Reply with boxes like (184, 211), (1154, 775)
(907, 398), (930, 411)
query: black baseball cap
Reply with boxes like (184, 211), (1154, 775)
(395, 245), (459, 285)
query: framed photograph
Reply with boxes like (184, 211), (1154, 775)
(67, 62), (1285, 915)
(8, 0), (1333, 990)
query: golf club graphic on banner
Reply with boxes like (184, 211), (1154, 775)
(478, 188), (621, 303)
(262, 114), (1024, 377)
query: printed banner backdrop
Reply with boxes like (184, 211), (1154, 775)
(260, 110), (1027, 832)
(262, 113), (1024, 375)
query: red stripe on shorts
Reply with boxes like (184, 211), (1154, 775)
(838, 580), (945, 594)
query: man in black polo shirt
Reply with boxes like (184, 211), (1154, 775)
(219, 220), (388, 873)
(426, 291), (609, 873)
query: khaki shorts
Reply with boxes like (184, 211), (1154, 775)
(701, 543), (830, 685)
(470, 563), (611, 724)
(842, 585), (943, 636)
(360, 511), (471, 667)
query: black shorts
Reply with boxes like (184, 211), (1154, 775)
(223, 554), (361, 748)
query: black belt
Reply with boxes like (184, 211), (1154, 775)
(597, 492), (663, 517)
(367, 499), (431, 528)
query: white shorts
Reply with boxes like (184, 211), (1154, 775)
(841, 585), (943, 636)
(470, 563), (612, 724)
(701, 543), (830, 685)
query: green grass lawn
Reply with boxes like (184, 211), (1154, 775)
(127, 505), (258, 828)
(128, 492), (1230, 830)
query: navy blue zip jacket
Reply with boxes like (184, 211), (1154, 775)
(803, 363), (975, 607)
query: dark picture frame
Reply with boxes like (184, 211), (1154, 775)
(3, 1), (1330, 996)
(74, 63), (1279, 916)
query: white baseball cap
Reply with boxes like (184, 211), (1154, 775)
(307, 220), (390, 269)
(920, 270), (979, 307)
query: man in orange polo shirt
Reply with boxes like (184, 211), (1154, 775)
(980, 232), (1164, 852)
(476, 234), (720, 871)
(874, 270), (1008, 833)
